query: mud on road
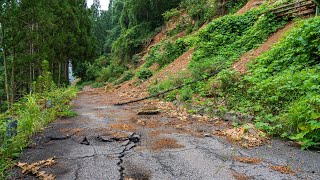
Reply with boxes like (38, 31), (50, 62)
(11, 86), (320, 180)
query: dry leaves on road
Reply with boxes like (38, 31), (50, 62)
(233, 156), (262, 164)
(215, 123), (269, 148)
(270, 165), (295, 174)
(232, 171), (251, 180)
(109, 123), (137, 132)
(150, 138), (185, 151)
(16, 158), (56, 180)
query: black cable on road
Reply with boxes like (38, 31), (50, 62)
(114, 69), (222, 106)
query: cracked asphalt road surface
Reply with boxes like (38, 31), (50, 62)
(11, 87), (320, 180)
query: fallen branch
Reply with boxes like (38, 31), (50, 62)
(114, 69), (222, 106)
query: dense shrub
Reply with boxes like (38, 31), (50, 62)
(192, 17), (320, 149)
(0, 86), (78, 178)
(96, 63), (127, 83)
(113, 70), (134, 85)
(144, 38), (188, 69)
(112, 23), (155, 63)
(137, 68), (153, 80)
(244, 17), (320, 148)
(189, 9), (287, 78)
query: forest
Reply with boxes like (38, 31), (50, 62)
(0, 0), (96, 111)
(1, 0), (320, 179)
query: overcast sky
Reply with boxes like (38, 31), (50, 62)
(87, 0), (110, 10)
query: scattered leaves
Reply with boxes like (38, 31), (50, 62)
(270, 165), (295, 174)
(232, 171), (251, 180)
(136, 119), (147, 126)
(215, 123), (269, 148)
(150, 138), (184, 151)
(111, 132), (130, 139)
(109, 123), (137, 131)
(16, 158), (56, 180)
(233, 156), (262, 164)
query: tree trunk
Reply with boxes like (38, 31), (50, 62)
(29, 22), (34, 93)
(1, 26), (10, 104)
(11, 56), (15, 104)
(29, 64), (32, 92)
(58, 62), (61, 87)
(32, 64), (35, 80)
(65, 60), (69, 84)
(3, 50), (10, 104)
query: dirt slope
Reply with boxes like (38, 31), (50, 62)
(113, 48), (194, 103)
(232, 21), (295, 73)
(236, 0), (266, 14)
(147, 49), (194, 84)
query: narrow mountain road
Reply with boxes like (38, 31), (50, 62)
(12, 86), (320, 180)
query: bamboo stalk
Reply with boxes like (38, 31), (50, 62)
(269, 0), (309, 12)
(274, 1), (314, 14)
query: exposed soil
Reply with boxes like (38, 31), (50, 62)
(232, 21), (295, 73)
(146, 48), (194, 84)
(110, 48), (194, 105)
(236, 0), (266, 15)
(146, 28), (167, 52)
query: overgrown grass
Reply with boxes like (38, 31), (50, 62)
(0, 86), (78, 178)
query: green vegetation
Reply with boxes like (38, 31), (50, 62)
(149, 8), (320, 149)
(84, 0), (247, 85)
(81, 0), (184, 83)
(0, 61), (78, 178)
(195, 17), (320, 149)
(166, 0), (248, 36)
(244, 18), (320, 148)
(62, 1), (320, 150)
(137, 68), (153, 80)
(189, 9), (287, 77)
(0, 86), (77, 178)
(144, 39), (189, 69)
(1, 2), (318, 178)
(0, 0), (95, 111)
(0, 0), (92, 176)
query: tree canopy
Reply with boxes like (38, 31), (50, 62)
(0, 0), (96, 108)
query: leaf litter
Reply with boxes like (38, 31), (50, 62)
(16, 157), (56, 180)
(215, 123), (269, 148)
(270, 165), (295, 174)
(150, 138), (185, 151)
(233, 156), (262, 164)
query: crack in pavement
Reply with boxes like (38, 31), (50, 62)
(46, 131), (80, 142)
(97, 132), (141, 180)
(119, 133), (140, 180)
(74, 162), (81, 180)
